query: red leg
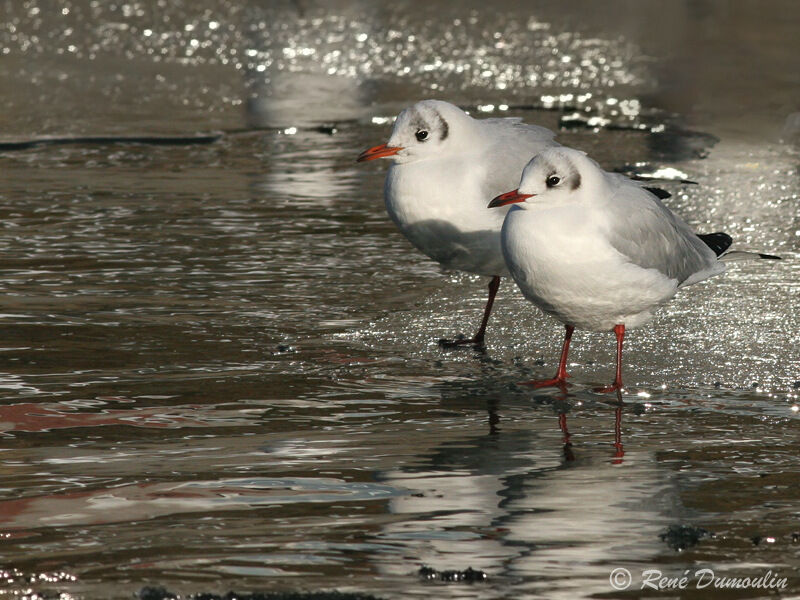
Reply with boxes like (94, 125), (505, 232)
(440, 276), (500, 348)
(595, 324), (625, 393)
(520, 324), (574, 388)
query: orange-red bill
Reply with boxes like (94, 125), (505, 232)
(357, 143), (402, 162)
(488, 189), (534, 208)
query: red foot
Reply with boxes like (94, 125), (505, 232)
(519, 376), (569, 389)
(594, 382), (623, 394)
(520, 325), (573, 390)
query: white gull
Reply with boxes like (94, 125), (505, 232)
(489, 146), (780, 391)
(358, 100), (558, 347)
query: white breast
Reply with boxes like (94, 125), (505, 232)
(385, 157), (510, 277)
(501, 205), (680, 331)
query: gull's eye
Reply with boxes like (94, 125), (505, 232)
(546, 175), (561, 188)
(415, 130), (429, 142)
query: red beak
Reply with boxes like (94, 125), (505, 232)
(357, 143), (403, 162)
(488, 189), (534, 208)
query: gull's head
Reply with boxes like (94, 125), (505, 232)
(489, 147), (594, 209)
(357, 100), (472, 165)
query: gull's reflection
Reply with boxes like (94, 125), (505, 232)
(374, 394), (671, 596)
(559, 411), (575, 462)
(375, 425), (557, 575)
(240, 0), (382, 130)
(236, 1), (385, 207)
(244, 71), (373, 130)
(614, 402), (625, 462)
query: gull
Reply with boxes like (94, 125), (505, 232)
(489, 147), (780, 391)
(357, 100), (559, 347)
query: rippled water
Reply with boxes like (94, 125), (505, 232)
(1, 2), (799, 599)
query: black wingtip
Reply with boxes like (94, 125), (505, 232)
(697, 232), (733, 257)
(643, 186), (671, 200)
(758, 253), (782, 260)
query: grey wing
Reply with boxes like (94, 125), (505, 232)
(603, 180), (720, 285)
(478, 118), (560, 198)
(482, 117), (557, 146)
(607, 172), (671, 199)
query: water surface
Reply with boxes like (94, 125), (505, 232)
(0, 2), (799, 599)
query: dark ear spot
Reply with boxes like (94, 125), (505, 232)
(431, 109), (449, 141)
(571, 172), (581, 190)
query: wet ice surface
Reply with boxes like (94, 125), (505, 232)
(1, 1), (800, 599)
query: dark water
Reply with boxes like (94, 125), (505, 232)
(1, 2), (799, 599)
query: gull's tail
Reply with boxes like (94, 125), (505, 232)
(697, 232), (781, 261)
(719, 250), (782, 261)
